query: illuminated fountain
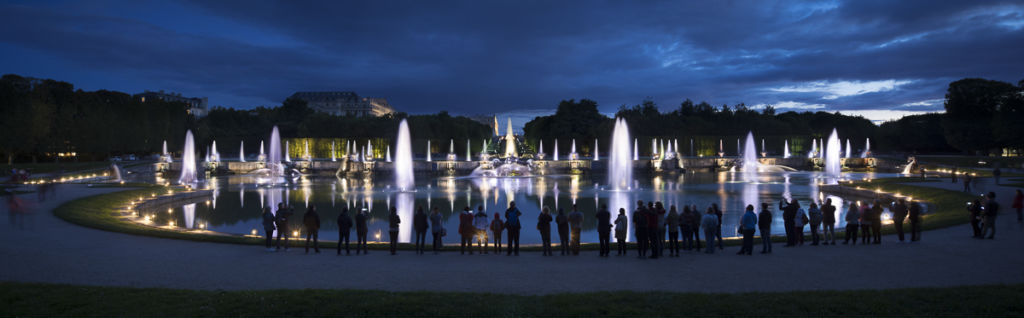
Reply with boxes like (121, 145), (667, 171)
(783, 140), (791, 158)
(178, 130), (198, 185)
(394, 119), (415, 192)
(503, 118), (517, 158)
(861, 138), (871, 158)
(741, 131), (760, 182)
(593, 139), (599, 161)
(808, 139), (817, 158)
(331, 141), (336, 162)
(239, 141), (245, 162)
(845, 139), (851, 159)
(607, 118), (633, 241)
(825, 128), (841, 179)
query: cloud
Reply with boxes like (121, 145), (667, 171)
(751, 101), (827, 110)
(768, 80), (914, 100)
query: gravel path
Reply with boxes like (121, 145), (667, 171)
(1, 180), (1022, 295)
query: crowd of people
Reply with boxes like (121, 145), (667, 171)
(256, 191), (969, 257)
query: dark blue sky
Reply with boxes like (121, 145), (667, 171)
(2, 0), (1022, 124)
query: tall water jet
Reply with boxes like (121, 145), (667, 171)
(331, 141), (337, 162)
(503, 118), (517, 158)
(367, 140), (373, 160)
(570, 139), (577, 159)
(553, 139), (559, 161)
(690, 139), (694, 157)
(861, 138), (871, 158)
(633, 139), (639, 160)
(178, 130), (198, 185)
(608, 118), (632, 190)
(783, 140), (791, 158)
(239, 141), (246, 162)
(594, 139), (599, 161)
(819, 138), (824, 160)
(449, 139), (456, 161)
(466, 139), (471, 162)
(741, 131), (759, 182)
(304, 140), (311, 161)
(825, 128), (842, 178)
(211, 140), (219, 162)
(259, 140), (265, 160)
(285, 141), (291, 162)
(761, 138), (766, 157)
(162, 140), (168, 156)
(267, 126), (284, 178)
(845, 139), (851, 159)
(394, 119), (415, 192)
(426, 140), (432, 162)
(674, 139), (679, 157)
(808, 139), (817, 158)
(386, 145), (392, 162)
(718, 139), (724, 157)
(652, 139), (658, 158)
(538, 140), (544, 159)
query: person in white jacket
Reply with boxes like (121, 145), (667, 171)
(793, 205), (808, 246)
(473, 206), (490, 254)
(701, 207), (720, 254)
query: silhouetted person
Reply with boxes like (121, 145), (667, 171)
(459, 206), (474, 255)
(711, 203), (724, 251)
(303, 205), (321, 254)
(701, 208), (719, 254)
(870, 200), (883, 244)
(505, 201), (522, 255)
(355, 208), (369, 254)
(690, 204), (702, 250)
(909, 200), (923, 242)
(655, 202), (667, 255)
(633, 201), (649, 258)
(261, 207), (276, 251)
(537, 207), (553, 256)
(793, 203), (807, 246)
(779, 198), (799, 246)
(808, 202), (822, 246)
(490, 213), (504, 254)
(666, 205), (680, 257)
(337, 207), (352, 255)
(474, 205), (489, 254)
(568, 204), (584, 255)
(430, 207), (443, 254)
(680, 206), (695, 251)
(738, 204), (757, 255)
(821, 199), (837, 245)
(388, 206), (401, 255)
(843, 202), (860, 245)
(981, 192), (999, 239)
(647, 202), (660, 258)
(556, 208), (569, 255)
(413, 206), (429, 254)
(968, 199), (983, 237)
(963, 174), (972, 192)
(275, 203), (292, 251)
(994, 167), (1002, 185)
(758, 203), (773, 254)
(597, 204), (612, 257)
(892, 199), (908, 242)
(614, 208), (628, 255)
(859, 203), (871, 245)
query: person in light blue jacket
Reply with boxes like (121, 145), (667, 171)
(737, 205), (758, 255)
(701, 207), (719, 254)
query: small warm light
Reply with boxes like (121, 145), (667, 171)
(168, 221), (175, 227)
(205, 200), (210, 205)
(120, 181), (125, 185)
(292, 230), (299, 237)
(907, 196), (913, 202)
(143, 215), (151, 222)
(199, 223), (206, 229)
(151, 193), (156, 197)
(138, 196), (143, 201)
(167, 208), (173, 213)
(251, 229), (258, 236)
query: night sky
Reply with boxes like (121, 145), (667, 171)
(2, 1), (1022, 125)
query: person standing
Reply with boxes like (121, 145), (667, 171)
(909, 200), (923, 242)
(859, 202), (872, 245)
(870, 200), (883, 244)
(596, 204), (612, 257)
(646, 202), (661, 258)
(666, 205), (680, 256)
(303, 205), (321, 254)
(981, 192), (999, 240)
(388, 206), (401, 255)
(261, 207), (276, 252)
(968, 199), (983, 238)
(490, 213), (504, 254)
(680, 206), (694, 251)
(633, 201), (649, 258)
(614, 208), (628, 256)
(474, 206), (489, 254)
(337, 207), (352, 255)
(505, 201), (522, 255)
(994, 167), (1002, 185)
(892, 199), (908, 242)
(793, 203), (807, 246)
(843, 202), (860, 245)
(413, 206), (429, 254)
(429, 207), (444, 254)
(656, 202), (668, 255)
(690, 204), (702, 250)
(821, 199), (837, 245)
(355, 208), (369, 254)
(459, 207), (475, 255)
(779, 198), (799, 246)
(963, 173), (972, 192)
(556, 208), (569, 255)
(737, 205), (757, 255)
(712, 203), (724, 251)
(275, 203), (292, 251)
(568, 204), (585, 255)
(808, 202), (822, 246)
(758, 203), (773, 254)
(1013, 189), (1023, 223)
(537, 207), (553, 256)
(701, 208), (719, 254)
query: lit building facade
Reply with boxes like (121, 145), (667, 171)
(289, 91), (395, 117)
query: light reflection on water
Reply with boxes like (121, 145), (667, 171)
(151, 171), (914, 244)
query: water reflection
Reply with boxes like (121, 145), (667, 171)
(152, 171), (914, 244)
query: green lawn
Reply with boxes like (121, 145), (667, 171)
(1, 281), (1021, 317)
